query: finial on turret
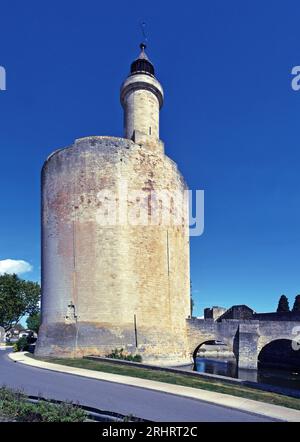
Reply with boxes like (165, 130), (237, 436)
(138, 42), (149, 61)
(140, 21), (148, 46)
(130, 33), (154, 76)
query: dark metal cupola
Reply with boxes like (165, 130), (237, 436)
(130, 43), (155, 77)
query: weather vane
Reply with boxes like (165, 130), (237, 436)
(140, 21), (148, 46)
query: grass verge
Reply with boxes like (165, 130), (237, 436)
(0, 386), (86, 422)
(32, 355), (300, 411)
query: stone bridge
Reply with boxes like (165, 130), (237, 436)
(186, 318), (300, 369)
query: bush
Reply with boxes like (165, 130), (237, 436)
(0, 385), (25, 402)
(13, 337), (29, 352)
(0, 386), (86, 422)
(106, 348), (142, 363)
(16, 401), (86, 422)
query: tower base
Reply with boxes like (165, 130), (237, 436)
(35, 321), (191, 367)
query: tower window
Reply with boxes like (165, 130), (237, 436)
(149, 127), (152, 135)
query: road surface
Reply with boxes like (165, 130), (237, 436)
(0, 349), (276, 422)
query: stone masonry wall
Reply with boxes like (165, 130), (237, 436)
(186, 318), (300, 369)
(36, 136), (190, 365)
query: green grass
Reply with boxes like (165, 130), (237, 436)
(33, 355), (300, 411)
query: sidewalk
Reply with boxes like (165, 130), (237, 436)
(9, 351), (300, 422)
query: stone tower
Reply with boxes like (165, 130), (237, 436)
(35, 44), (191, 365)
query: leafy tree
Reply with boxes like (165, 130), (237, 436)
(277, 294), (290, 313)
(0, 274), (40, 331)
(26, 312), (41, 333)
(292, 294), (300, 312)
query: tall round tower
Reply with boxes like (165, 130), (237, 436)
(35, 44), (191, 365)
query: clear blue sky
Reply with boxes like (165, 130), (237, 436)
(0, 1), (300, 316)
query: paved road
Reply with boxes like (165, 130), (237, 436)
(0, 349), (276, 422)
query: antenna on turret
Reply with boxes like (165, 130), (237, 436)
(140, 21), (148, 48)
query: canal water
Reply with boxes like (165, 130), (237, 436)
(194, 357), (300, 391)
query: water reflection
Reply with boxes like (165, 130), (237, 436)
(195, 357), (236, 378)
(194, 357), (300, 390)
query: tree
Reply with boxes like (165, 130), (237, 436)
(190, 281), (194, 317)
(292, 294), (300, 312)
(26, 312), (41, 333)
(190, 295), (194, 317)
(277, 294), (290, 313)
(0, 273), (40, 331)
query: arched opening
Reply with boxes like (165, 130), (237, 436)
(257, 339), (300, 390)
(258, 339), (300, 370)
(192, 340), (236, 377)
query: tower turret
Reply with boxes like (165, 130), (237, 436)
(120, 44), (164, 143)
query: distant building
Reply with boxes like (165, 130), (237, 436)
(204, 306), (227, 321)
(218, 305), (255, 321)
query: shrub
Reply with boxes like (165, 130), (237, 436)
(0, 386), (86, 422)
(132, 354), (142, 362)
(0, 385), (25, 402)
(17, 401), (86, 422)
(0, 386), (27, 420)
(106, 348), (142, 363)
(13, 337), (29, 352)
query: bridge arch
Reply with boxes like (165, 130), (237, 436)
(186, 319), (239, 363)
(192, 340), (224, 360)
(258, 338), (300, 369)
(192, 339), (236, 369)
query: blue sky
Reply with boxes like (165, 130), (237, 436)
(0, 1), (300, 316)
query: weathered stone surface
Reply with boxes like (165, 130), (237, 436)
(37, 46), (300, 371)
(186, 318), (300, 369)
(36, 48), (192, 365)
(235, 322), (259, 370)
(204, 306), (227, 320)
(120, 73), (163, 142)
(36, 136), (190, 365)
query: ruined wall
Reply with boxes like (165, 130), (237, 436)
(35, 136), (190, 365)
